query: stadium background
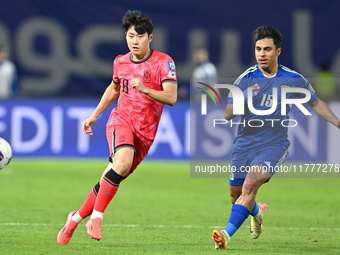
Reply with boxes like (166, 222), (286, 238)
(1, 1), (340, 254)
(1, 0), (340, 162)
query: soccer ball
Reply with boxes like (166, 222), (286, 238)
(0, 137), (12, 170)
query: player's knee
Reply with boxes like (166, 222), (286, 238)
(230, 185), (242, 204)
(114, 159), (133, 174)
(230, 191), (241, 204)
(242, 179), (261, 196)
(230, 195), (238, 204)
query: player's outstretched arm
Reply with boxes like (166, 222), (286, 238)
(310, 98), (340, 129)
(131, 78), (177, 106)
(82, 81), (120, 135)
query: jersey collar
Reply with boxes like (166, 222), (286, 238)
(257, 64), (281, 78)
(130, 48), (153, 64)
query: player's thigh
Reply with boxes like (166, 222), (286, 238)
(250, 145), (289, 176)
(106, 125), (136, 157)
(243, 164), (273, 193)
(121, 136), (151, 180)
(111, 147), (135, 176)
(245, 164), (273, 180)
(106, 125), (136, 176)
(243, 145), (289, 188)
(106, 124), (151, 178)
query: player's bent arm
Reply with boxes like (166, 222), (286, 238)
(310, 98), (340, 129)
(132, 78), (177, 106)
(151, 82), (177, 106)
(224, 103), (237, 120)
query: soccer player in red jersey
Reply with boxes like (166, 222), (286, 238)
(57, 10), (177, 244)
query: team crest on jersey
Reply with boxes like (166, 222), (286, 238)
(167, 61), (175, 71)
(143, 69), (151, 82)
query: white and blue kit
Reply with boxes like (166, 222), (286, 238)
(226, 64), (318, 185)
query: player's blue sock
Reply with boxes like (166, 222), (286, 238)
(250, 202), (260, 217)
(224, 204), (251, 239)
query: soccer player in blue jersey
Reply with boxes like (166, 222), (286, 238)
(212, 25), (340, 250)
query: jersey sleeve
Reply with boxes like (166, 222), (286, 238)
(159, 56), (177, 85)
(297, 76), (318, 104)
(112, 57), (120, 84)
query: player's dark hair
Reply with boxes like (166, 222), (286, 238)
(253, 26), (282, 49)
(122, 10), (153, 36)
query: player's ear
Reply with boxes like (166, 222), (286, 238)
(148, 33), (153, 43)
(277, 47), (282, 56)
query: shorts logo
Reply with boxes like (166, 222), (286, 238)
(264, 161), (271, 168)
(119, 134), (125, 143)
(167, 61), (175, 71)
(143, 69), (151, 82)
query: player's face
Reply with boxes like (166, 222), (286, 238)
(126, 26), (153, 60)
(255, 38), (281, 75)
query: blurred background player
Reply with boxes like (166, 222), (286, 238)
(0, 46), (18, 98)
(192, 47), (217, 83)
(57, 10), (177, 244)
(187, 47), (218, 100)
(212, 25), (340, 250)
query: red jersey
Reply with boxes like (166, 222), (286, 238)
(107, 49), (177, 146)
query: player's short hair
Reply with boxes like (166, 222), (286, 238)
(122, 10), (153, 36)
(253, 26), (282, 49)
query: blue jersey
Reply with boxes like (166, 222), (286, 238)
(226, 64), (318, 152)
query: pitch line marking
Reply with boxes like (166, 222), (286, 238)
(0, 223), (340, 231)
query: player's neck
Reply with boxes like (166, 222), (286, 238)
(259, 64), (279, 78)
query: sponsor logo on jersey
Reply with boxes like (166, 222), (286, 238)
(143, 69), (151, 82)
(167, 61), (175, 71)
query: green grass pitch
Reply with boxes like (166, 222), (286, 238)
(0, 159), (339, 254)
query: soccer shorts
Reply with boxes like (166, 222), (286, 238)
(229, 144), (289, 186)
(106, 125), (150, 178)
